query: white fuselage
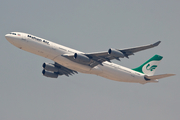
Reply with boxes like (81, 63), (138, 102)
(5, 32), (150, 84)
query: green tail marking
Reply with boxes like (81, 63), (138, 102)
(146, 64), (157, 71)
(132, 54), (163, 74)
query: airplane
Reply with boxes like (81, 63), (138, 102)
(5, 32), (175, 84)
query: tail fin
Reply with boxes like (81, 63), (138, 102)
(132, 55), (163, 76)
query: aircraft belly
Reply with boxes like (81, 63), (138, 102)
(97, 65), (126, 81)
(89, 66), (103, 75)
(98, 64), (145, 83)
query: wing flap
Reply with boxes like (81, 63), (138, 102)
(54, 62), (78, 76)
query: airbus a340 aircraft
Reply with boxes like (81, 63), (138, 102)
(5, 32), (175, 84)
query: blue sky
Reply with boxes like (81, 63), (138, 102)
(1, 0), (179, 120)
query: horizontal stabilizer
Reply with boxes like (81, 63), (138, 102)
(145, 74), (175, 80)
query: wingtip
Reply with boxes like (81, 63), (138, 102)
(168, 74), (176, 76)
(153, 41), (161, 46)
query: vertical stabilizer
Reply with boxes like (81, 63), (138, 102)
(132, 55), (163, 76)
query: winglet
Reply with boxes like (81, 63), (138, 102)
(153, 41), (161, 46)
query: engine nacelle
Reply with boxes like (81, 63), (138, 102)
(42, 63), (59, 72)
(74, 53), (90, 63)
(42, 70), (58, 78)
(108, 49), (124, 58)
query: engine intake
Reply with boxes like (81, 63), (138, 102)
(42, 69), (58, 78)
(74, 53), (90, 63)
(108, 49), (124, 58)
(42, 63), (59, 72)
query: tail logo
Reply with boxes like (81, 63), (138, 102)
(146, 64), (157, 71)
(142, 60), (161, 76)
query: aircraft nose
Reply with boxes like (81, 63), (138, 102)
(5, 34), (14, 44)
(5, 34), (11, 40)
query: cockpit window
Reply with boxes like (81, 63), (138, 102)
(10, 33), (16, 35)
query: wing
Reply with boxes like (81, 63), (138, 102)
(119, 41), (161, 56)
(62, 41), (161, 67)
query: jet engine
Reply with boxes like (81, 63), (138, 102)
(42, 69), (58, 78)
(73, 53), (90, 63)
(108, 49), (124, 58)
(42, 63), (59, 72)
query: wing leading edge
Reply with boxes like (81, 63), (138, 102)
(62, 41), (161, 67)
